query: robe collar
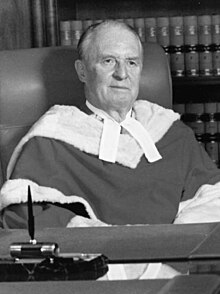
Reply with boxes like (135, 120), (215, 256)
(7, 100), (180, 178)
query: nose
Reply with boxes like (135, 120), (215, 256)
(113, 61), (128, 80)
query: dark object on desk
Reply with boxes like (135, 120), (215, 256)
(27, 184), (35, 242)
(10, 242), (59, 259)
(10, 186), (59, 259)
(6, 186), (109, 281)
(0, 254), (108, 282)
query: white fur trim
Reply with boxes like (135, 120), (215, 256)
(174, 182), (220, 224)
(0, 179), (98, 220)
(132, 100), (179, 143)
(7, 101), (180, 178)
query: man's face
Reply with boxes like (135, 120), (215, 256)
(79, 26), (143, 116)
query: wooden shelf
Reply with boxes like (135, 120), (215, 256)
(173, 76), (220, 87)
(57, 0), (220, 20)
(173, 77), (220, 103)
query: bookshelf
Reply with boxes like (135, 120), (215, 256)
(56, 0), (220, 92)
(56, 0), (220, 167)
(1, 0), (220, 166)
(173, 77), (220, 103)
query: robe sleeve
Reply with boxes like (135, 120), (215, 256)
(2, 202), (76, 229)
(175, 126), (220, 223)
(180, 126), (220, 201)
(1, 137), (91, 229)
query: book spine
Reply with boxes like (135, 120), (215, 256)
(203, 103), (219, 166)
(198, 15), (213, 76)
(156, 16), (170, 48)
(144, 17), (157, 43)
(71, 20), (83, 49)
(60, 20), (72, 46)
(204, 102), (218, 135)
(212, 14), (220, 76)
(179, 101), (220, 166)
(212, 14), (220, 44)
(212, 45), (220, 77)
(134, 18), (145, 43)
(44, 0), (59, 46)
(170, 16), (184, 47)
(30, 0), (45, 47)
(184, 103), (205, 144)
(183, 15), (199, 77)
(217, 103), (220, 141)
(169, 16), (184, 77)
(156, 16), (170, 64)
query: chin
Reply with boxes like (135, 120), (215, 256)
(116, 95), (135, 106)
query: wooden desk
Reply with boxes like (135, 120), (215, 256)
(0, 275), (220, 294)
(0, 223), (218, 262)
(190, 224), (220, 259)
(0, 223), (220, 293)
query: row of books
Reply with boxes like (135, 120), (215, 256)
(59, 15), (220, 77)
(60, 14), (220, 47)
(173, 102), (220, 167)
(29, 0), (220, 78)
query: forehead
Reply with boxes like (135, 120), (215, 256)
(90, 26), (142, 59)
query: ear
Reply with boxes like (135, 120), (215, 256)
(75, 59), (87, 83)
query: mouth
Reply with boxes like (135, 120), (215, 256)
(110, 86), (130, 90)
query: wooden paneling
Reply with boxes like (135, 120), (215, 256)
(0, 0), (31, 50)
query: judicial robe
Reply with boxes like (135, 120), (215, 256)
(1, 100), (220, 229)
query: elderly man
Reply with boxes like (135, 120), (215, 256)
(1, 20), (220, 230)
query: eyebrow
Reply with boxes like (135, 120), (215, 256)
(126, 57), (141, 62)
(100, 54), (141, 61)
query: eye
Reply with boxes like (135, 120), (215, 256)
(103, 58), (115, 66)
(127, 60), (138, 67)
